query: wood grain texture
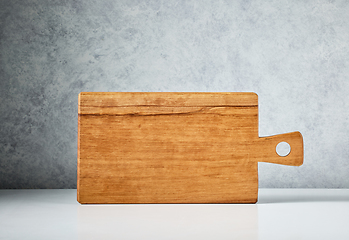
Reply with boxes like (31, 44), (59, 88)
(77, 92), (303, 204)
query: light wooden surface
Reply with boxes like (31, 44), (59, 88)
(77, 92), (303, 204)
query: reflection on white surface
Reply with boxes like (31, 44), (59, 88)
(0, 189), (349, 240)
(258, 189), (349, 239)
(78, 204), (258, 239)
(0, 190), (78, 240)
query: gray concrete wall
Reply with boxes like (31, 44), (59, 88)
(1, 0), (348, 189)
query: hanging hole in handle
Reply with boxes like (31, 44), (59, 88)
(276, 142), (291, 157)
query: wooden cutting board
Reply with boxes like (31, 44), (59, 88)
(77, 92), (303, 204)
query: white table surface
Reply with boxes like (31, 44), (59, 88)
(0, 189), (348, 240)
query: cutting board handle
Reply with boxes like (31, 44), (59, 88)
(257, 131), (303, 166)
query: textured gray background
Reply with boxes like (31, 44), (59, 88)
(1, 0), (348, 189)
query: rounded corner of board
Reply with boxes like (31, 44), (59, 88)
(247, 92), (258, 100)
(295, 131), (303, 139)
(251, 92), (258, 98)
(77, 195), (88, 204)
(78, 92), (87, 98)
